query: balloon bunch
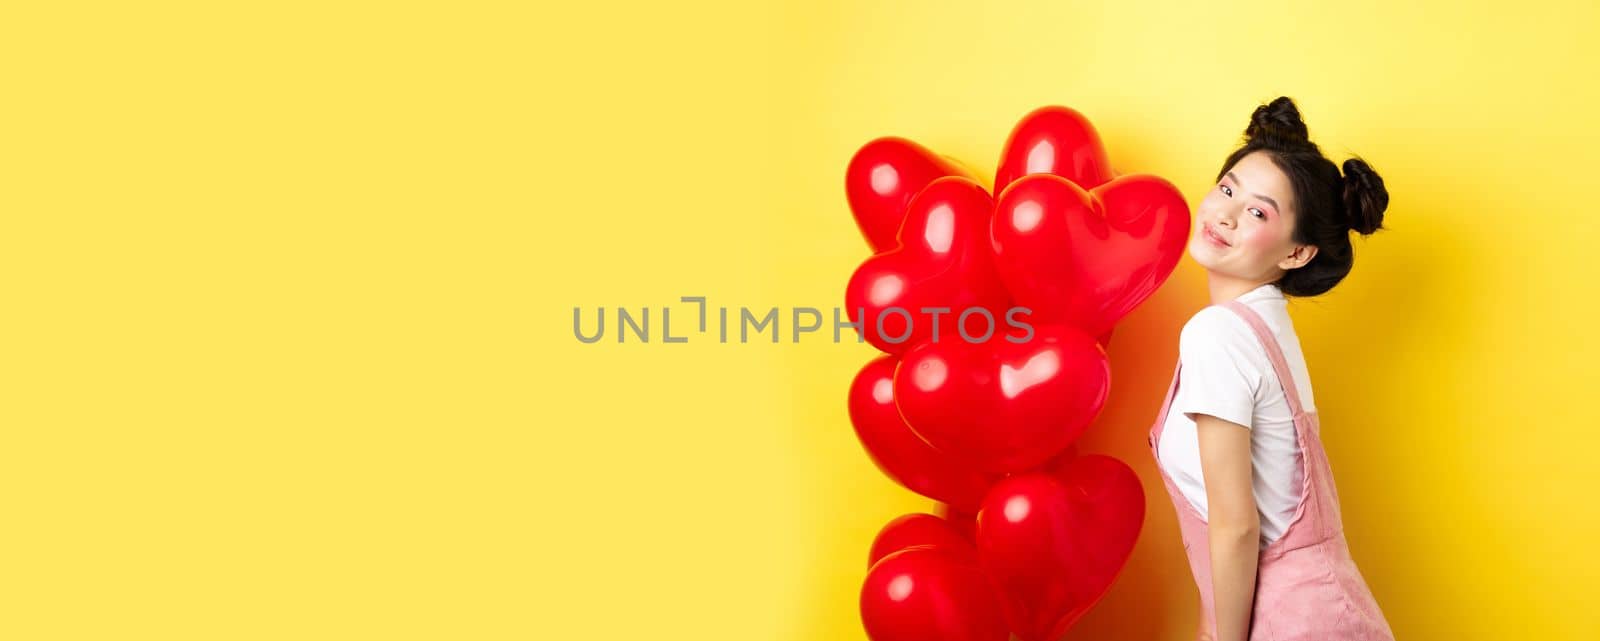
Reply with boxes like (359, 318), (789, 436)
(845, 106), (1191, 641)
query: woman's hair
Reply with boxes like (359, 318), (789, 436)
(1215, 96), (1390, 297)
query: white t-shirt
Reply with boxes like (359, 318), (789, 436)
(1157, 283), (1314, 546)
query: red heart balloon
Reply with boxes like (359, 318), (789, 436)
(851, 355), (1001, 512)
(848, 137), (979, 253)
(845, 177), (1011, 355)
(994, 106), (1115, 197)
(991, 173), (1190, 338)
(861, 545), (1009, 641)
(868, 513), (976, 568)
(975, 455), (1145, 641)
(892, 324), (1110, 474)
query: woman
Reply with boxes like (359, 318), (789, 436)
(1147, 96), (1396, 641)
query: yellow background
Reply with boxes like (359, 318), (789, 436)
(3, 1), (1598, 639)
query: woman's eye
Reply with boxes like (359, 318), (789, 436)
(1250, 208), (1265, 219)
(1220, 184), (1232, 196)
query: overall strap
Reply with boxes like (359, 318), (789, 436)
(1221, 301), (1308, 418)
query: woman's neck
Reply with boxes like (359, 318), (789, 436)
(1207, 272), (1278, 306)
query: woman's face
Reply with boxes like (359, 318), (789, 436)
(1187, 150), (1316, 280)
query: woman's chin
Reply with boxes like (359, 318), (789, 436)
(1186, 242), (1220, 270)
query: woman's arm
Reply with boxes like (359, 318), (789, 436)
(1195, 413), (1260, 641)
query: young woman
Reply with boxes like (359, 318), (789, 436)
(1147, 96), (1396, 641)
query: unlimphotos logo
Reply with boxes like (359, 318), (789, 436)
(573, 296), (1037, 344)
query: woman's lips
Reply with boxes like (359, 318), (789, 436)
(1203, 224), (1232, 248)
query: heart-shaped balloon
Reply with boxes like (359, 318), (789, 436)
(976, 455), (1145, 641)
(868, 513), (976, 568)
(850, 355), (1001, 512)
(861, 545), (1009, 641)
(892, 324), (1110, 474)
(994, 106), (1115, 197)
(845, 177), (1011, 355)
(991, 173), (1190, 338)
(848, 137), (980, 253)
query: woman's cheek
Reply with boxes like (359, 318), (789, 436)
(1243, 227), (1280, 252)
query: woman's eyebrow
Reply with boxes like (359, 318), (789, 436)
(1225, 171), (1281, 211)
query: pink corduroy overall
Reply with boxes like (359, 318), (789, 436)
(1147, 301), (1395, 640)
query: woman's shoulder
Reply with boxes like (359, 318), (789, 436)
(1177, 305), (1273, 396)
(1180, 305), (1255, 345)
(1178, 305), (1275, 373)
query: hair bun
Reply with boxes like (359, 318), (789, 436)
(1246, 96), (1310, 147)
(1341, 157), (1389, 236)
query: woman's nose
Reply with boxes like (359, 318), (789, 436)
(1218, 204), (1246, 227)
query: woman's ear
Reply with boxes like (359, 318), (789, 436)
(1279, 244), (1317, 270)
